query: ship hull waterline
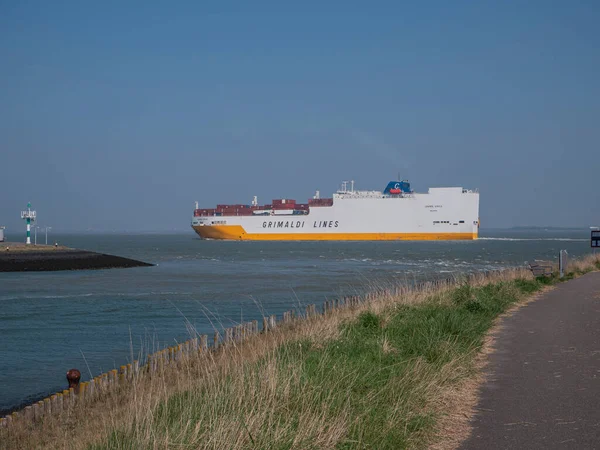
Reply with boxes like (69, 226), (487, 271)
(192, 225), (477, 241)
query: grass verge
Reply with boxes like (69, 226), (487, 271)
(3, 255), (599, 449)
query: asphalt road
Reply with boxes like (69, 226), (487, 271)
(461, 272), (600, 450)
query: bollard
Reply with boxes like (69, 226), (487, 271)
(66, 368), (81, 392)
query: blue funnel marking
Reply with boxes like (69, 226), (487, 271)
(383, 181), (411, 194)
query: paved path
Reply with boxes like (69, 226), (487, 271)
(461, 272), (600, 450)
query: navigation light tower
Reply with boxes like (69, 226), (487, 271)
(21, 202), (37, 245)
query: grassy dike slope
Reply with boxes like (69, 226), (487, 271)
(4, 256), (600, 450)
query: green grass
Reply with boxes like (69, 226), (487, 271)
(90, 275), (571, 450)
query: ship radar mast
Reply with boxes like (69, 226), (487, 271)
(313, 190), (320, 199)
(252, 196), (258, 206)
(20, 202), (37, 245)
(195, 201), (199, 210)
(340, 180), (355, 193)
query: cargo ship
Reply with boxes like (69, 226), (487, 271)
(191, 180), (479, 241)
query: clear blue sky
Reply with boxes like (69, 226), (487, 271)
(1, 1), (598, 232)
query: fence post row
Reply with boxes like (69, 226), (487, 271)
(1, 285), (393, 429)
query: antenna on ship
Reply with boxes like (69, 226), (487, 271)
(350, 180), (355, 193)
(20, 202), (36, 245)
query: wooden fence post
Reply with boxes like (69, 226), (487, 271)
(50, 394), (58, 413)
(109, 370), (117, 389)
(252, 320), (258, 334)
(24, 405), (33, 420)
(262, 317), (269, 332)
(200, 334), (208, 351)
(88, 378), (96, 398)
(269, 314), (276, 329)
(36, 401), (44, 419)
(213, 331), (220, 349)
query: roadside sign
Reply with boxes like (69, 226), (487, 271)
(592, 230), (600, 248)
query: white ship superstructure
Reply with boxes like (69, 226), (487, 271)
(191, 180), (479, 241)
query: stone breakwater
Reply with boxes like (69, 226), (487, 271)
(0, 243), (153, 272)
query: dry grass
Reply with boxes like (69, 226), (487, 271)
(2, 255), (599, 450)
(1, 242), (70, 252)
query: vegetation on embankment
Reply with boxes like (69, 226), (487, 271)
(3, 255), (599, 450)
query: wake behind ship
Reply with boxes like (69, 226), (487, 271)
(191, 180), (479, 241)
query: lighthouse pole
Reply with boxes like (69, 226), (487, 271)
(21, 202), (37, 245)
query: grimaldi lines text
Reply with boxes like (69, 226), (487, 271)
(191, 180), (480, 241)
